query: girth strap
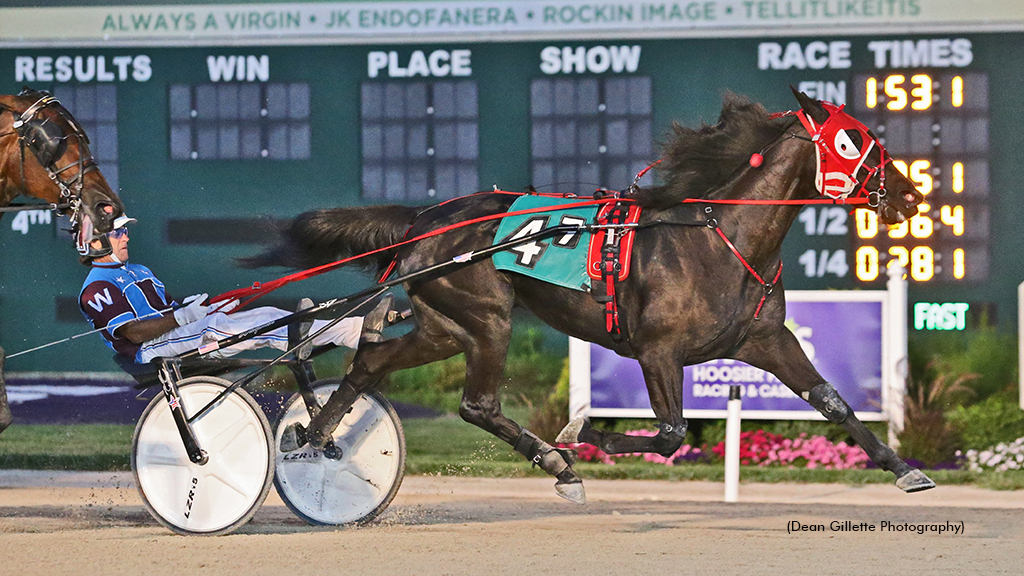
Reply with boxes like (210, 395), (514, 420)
(593, 201), (631, 342)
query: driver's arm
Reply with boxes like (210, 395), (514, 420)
(115, 315), (179, 344)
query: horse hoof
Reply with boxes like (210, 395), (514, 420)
(555, 481), (586, 505)
(896, 469), (936, 493)
(556, 416), (588, 444)
(279, 423), (308, 453)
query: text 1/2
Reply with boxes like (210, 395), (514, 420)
(797, 206), (848, 236)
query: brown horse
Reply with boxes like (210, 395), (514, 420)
(250, 91), (933, 501)
(0, 87), (125, 434)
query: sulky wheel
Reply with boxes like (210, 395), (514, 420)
(274, 380), (406, 526)
(132, 377), (275, 536)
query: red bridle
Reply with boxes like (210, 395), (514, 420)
(771, 102), (890, 202)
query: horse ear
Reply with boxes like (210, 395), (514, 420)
(790, 85), (829, 125)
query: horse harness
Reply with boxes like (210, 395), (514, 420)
(636, 203), (783, 322)
(586, 199), (641, 342)
(0, 92), (98, 226)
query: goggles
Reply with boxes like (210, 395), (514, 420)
(793, 102), (888, 200)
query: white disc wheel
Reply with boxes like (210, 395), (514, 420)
(274, 381), (405, 526)
(132, 377), (274, 536)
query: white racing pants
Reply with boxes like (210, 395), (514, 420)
(138, 306), (362, 364)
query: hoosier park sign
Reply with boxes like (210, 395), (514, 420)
(569, 268), (908, 423)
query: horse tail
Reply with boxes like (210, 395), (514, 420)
(239, 205), (421, 272)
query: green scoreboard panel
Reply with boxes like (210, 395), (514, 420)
(2, 31), (1022, 372)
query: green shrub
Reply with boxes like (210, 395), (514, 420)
(908, 326), (1018, 405)
(503, 328), (565, 407)
(897, 366), (975, 467)
(379, 327), (563, 415)
(947, 392), (1024, 452)
(380, 354), (467, 414)
(526, 358), (570, 442)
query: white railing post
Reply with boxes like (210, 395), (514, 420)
(886, 265), (908, 448)
(1019, 283), (1024, 410)
(724, 384), (742, 502)
(568, 337), (591, 420)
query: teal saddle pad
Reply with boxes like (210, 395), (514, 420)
(491, 195), (598, 291)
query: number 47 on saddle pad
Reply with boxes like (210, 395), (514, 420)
(491, 195), (641, 291)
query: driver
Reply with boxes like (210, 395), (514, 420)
(78, 214), (392, 364)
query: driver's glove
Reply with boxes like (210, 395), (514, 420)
(173, 293), (209, 326)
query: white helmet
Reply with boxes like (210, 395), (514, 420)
(112, 214), (137, 229)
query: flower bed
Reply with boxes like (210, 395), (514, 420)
(709, 430), (870, 470)
(958, 437), (1024, 472)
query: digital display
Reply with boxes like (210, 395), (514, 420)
(849, 72), (990, 284)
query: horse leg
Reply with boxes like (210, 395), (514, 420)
(734, 329), (935, 492)
(455, 314), (586, 504)
(282, 324), (462, 451)
(558, 347), (688, 458)
(0, 346), (11, 435)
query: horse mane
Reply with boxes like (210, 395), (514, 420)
(632, 92), (788, 209)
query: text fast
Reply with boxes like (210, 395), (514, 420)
(913, 302), (969, 331)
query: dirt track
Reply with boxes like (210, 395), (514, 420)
(1, 472), (1022, 575)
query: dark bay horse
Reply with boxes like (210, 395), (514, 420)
(0, 88), (125, 434)
(248, 91), (934, 501)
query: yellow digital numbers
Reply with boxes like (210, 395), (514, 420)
(856, 246), (879, 281)
(891, 159), (933, 195)
(910, 246), (935, 281)
(856, 74), (978, 284)
(910, 74), (932, 110)
(884, 74), (908, 110)
(865, 78), (878, 108)
(855, 208), (878, 239)
(951, 76), (964, 107)
(910, 203), (934, 238)
(878, 74), (932, 111)
(940, 205), (964, 236)
(865, 74), (967, 110)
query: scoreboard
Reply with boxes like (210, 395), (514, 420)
(766, 35), (1015, 315)
(850, 71), (989, 285)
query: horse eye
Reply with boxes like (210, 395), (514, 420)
(833, 130), (863, 160)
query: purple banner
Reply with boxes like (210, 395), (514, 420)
(589, 299), (884, 416)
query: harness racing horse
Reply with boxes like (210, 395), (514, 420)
(0, 88), (125, 434)
(248, 90), (934, 502)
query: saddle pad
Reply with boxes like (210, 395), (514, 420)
(492, 196), (599, 291)
(587, 203), (642, 281)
